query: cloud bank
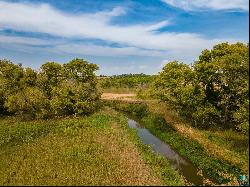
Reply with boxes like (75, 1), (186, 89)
(0, 1), (243, 60)
(162, 0), (249, 11)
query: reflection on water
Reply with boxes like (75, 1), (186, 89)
(128, 118), (206, 185)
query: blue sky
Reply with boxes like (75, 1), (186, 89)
(0, 0), (249, 75)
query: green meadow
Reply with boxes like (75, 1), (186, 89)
(0, 108), (183, 186)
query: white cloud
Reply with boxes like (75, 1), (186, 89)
(162, 0), (249, 11)
(0, 1), (244, 61)
(0, 35), (50, 45)
(0, 2), (227, 51)
(53, 44), (166, 57)
(0, 35), (166, 57)
(145, 20), (171, 31)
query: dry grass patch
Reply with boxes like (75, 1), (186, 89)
(101, 93), (138, 101)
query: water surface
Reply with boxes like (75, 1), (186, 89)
(127, 118), (209, 185)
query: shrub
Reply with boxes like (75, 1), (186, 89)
(0, 58), (100, 118)
(37, 62), (62, 99)
(50, 80), (100, 116)
(4, 87), (49, 118)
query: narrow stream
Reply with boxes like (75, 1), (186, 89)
(127, 118), (209, 186)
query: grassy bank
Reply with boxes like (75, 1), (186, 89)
(0, 108), (183, 186)
(105, 100), (249, 185)
(146, 101), (249, 175)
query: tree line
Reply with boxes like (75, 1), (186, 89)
(0, 42), (248, 134)
(99, 73), (156, 89)
(0, 58), (100, 118)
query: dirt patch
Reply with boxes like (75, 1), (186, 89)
(101, 93), (138, 101)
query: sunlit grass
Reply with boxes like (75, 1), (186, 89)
(0, 109), (183, 186)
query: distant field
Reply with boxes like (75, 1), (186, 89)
(101, 93), (137, 101)
(100, 87), (138, 94)
(0, 108), (183, 186)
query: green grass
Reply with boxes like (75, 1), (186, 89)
(140, 116), (242, 184)
(106, 100), (248, 185)
(203, 129), (249, 160)
(145, 101), (249, 174)
(108, 110), (184, 186)
(154, 101), (248, 160)
(0, 108), (183, 186)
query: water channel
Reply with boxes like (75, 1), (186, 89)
(127, 118), (211, 185)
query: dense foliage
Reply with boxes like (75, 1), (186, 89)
(99, 73), (155, 89)
(0, 58), (100, 118)
(153, 42), (249, 134)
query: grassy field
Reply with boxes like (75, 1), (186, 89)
(105, 99), (249, 185)
(0, 108), (183, 186)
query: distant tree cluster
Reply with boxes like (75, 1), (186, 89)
(99, 73), (155, 89)
(153, 42), (249, 134)
(0, 58), (100, 118)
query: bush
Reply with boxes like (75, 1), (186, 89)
(0, 77), (5, 114)
(0, 58), (100, 118)
(99, 73), (155, 90)
(37, 62), (62, 99)
(106, 100), (148, 118)
(50, 80), (100, 116)
(4, 87), (49, 118)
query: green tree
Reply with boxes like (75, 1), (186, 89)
(0, 75), (5, 114)
(194, 42), (249, 130)
(38, 62), (62, 99)
(4, 87), (49, 118)
(63, 58), (98, 84)
(1, 58), (100, 118)
(50, 80), (100, 115)
(0, 59), (24, 95)
(0, 60), (24, 114)
(154, 42), (249, 133)
(154, 61), (196, 113)
(22, 68), (37, 87)
(50, 58), (100, 116)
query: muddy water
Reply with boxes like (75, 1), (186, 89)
(127, 118), (209, 185)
